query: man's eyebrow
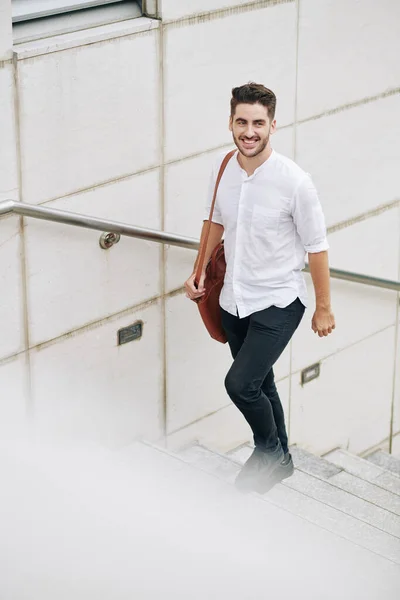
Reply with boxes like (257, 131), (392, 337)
(235, 117), (266, 124)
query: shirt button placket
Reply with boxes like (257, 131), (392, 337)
(233, 176), (247, 317)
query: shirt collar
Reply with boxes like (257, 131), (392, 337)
(235, 149), (277, 178)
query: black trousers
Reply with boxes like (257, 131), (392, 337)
(221, 298), (305, 453)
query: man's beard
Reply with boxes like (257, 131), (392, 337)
(233, 132), (269, 158)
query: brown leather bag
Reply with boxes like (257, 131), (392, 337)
(194, 150), (236, 343)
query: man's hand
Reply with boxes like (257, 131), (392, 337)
(185, 271), (206, 301)
(312, 306), (335, 337)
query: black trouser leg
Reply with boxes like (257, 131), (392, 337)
(221, 299), (305, 452)
(261, 368), (288, 454)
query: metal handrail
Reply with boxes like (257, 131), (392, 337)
(1, 200), (399, 292)
(0, 199), (198, 250)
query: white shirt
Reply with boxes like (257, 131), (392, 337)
(203, 149), (329, 318)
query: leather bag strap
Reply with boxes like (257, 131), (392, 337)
(195, 149), (236, 284)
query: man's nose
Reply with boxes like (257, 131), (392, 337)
(245, 125), (255, 138)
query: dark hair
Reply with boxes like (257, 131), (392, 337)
(230, 82), (276, 120)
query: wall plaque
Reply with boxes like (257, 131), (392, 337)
(118, 321), (143, 346)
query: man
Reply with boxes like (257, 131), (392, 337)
(185, 83), (335, 493)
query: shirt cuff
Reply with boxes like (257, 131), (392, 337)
(305, 240), (330, 253)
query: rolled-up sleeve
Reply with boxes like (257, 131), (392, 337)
(203, 159), (223, 225)
(292, 174), (329, 253)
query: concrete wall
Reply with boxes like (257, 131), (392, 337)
(0, 0), (399, 455)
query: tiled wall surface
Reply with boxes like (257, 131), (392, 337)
(29, 300), (164, 446)
(296, 95), (400, 228)
(160, 0), (253, 21)
(163, 1), (297, 161)
(290, 327), (397, 456)
(0, 0), (12, 59)
(0, 64), (18, 198)
(296, 0), (400, 120)
(0, 216), (24, 359)
(0, 0), (399, 454)
(17, 30), (160, 204)
(24, 169), (161, 345)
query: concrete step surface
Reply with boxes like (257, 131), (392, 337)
(154, 443), (400, 598)
(180, 444), (400, 564)
(229, 445), (400, 539)
(366, 450), (400, 478)
(230, 444), (400, 518)
(327, 470), (400, 517)
(285, 469), (400, 538)
(324, 448), (400, 496)
(289, 446), (342, 479)
(290, 446), (400, 517)
(179, 443), (240, 484)
(2, 436), (400, 599)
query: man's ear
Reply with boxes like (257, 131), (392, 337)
(270, 119), (277, 135)
(229, 116), (233, 132)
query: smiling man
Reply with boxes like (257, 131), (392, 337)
(185, 83), (335, 493)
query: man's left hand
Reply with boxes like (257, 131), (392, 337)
(312, 307), (336, 337)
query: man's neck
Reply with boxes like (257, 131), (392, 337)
(238, 144), (273, 177)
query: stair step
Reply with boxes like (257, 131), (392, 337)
(325, 449), (400, 496)
(180, 445), (400, 564)
(328, 471), (400, 517)
(290, 446), (343, 478)
(289, 447), (400, 517)
(266, 481), (400, 565)
(227, 444), (253, 464)
(228, 443), (343, 479)
(120, 441), (231, 495)
(366, 450), (400, 478)
(285, 469), (400, 538)
(230, 444), (343, 479)
(180, 444), (241, 483)
(229, 445), (400, 518)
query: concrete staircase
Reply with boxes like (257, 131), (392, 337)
(177, 442), (400, 569)
(2, 434), (400, 598)
(116, 439), (400, 598)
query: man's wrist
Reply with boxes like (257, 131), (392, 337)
(192, 268), (206, 278)
(315, 300), (332, 311)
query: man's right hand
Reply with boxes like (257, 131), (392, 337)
(185, 271), (206, 301)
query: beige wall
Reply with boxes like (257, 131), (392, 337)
(0, 0), (399, 454)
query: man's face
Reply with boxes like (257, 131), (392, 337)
(229, 103), (276, 158)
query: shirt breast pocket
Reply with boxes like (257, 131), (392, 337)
(251, 205), (281, 238)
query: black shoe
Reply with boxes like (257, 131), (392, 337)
(235, 442), (284, 493)
(256, 451), (294, 494)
